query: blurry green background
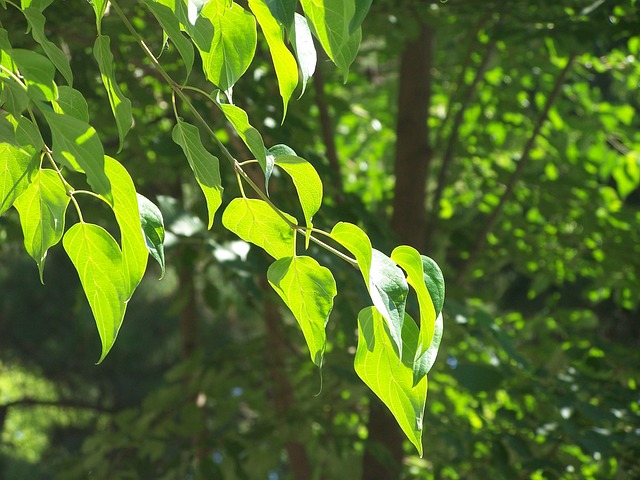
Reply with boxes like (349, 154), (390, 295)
(1, 1), (639, 479)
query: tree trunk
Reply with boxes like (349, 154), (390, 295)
(362, 22), (434, 480)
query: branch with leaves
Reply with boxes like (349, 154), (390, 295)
(0, 0), (444, 454)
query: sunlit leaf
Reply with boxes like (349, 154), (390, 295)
(91, 0), (108, 32)
(52, 86), (89, 122)
(275, 155), (322, 230)
(39, 104), (112, 203)
(0, 140), (37, 215)
(300, 0), (361, 81)
(14, 169), (69, 282)
(105, 156), (148, 298)
(63, 222), (128, 364)
(172, 119), (223, 229)
(93, 35), (133, 153)
(216, 99), (272, 187)
(268, 256), (336, 366)
(11, 49), (57, 101)
(330, 222), (408, 356)
(421, 255), (445, 316)
(354, 307), (426, 457)
(222, 197), (296, 260)
(23, 7), (73, 85)
(392, 245), (437, 385)
(193, 1), (256, 99)
(248, 0), (298, 118)
(143, 0), (194, 79)
(138, 193), (165, 278)
(290, 13), (316, 96)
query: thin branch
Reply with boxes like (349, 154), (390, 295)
(455, 53), (577, 284)
(1, 397), (114, 413)
(426, 40), (497, 247)
(312, 54), (344, 196)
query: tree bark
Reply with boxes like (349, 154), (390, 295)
(390, 24), (434, 250)
(362, 22), (434, 480)
(263, 283), (313, 480)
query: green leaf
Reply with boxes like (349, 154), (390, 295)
(52, 85), (89, 122)
(20, 0), (52, 10)
(0, 31), (30, 115)
(91, 0), (108, 33)
(0, 139), (37, 215)
(421, 255), (445, 316)
(39, 104), (112, 203)
(11, 49), (57, 101)
(300, 0), (361, 81)
(222, 197), (296, 260)
(350, 0), (372, 34)
(105, 156), (148, 298)
(392, 246), (437, 385)
(290, 13), (317, 96)
(415, 312), (443, 378)
(63, 222), (128, 363)
(93, 35), (133, 153)
(15, 115), (44, 154)
(354, 307), (426, 456)
(194, 1), (257, 99)
(23, 7), (73, 85)
(262, 0), (295, 29)
(171, 119), (223, 229)
(330, 222), (408, 357)
(216, 100), (272, 187)
(138, 193), (166, 278)
(248, 0), (298, 118)
(13, 169), (69, 282)
(268, 256), (337, 366)
(275, 155), (322, 231)
(143, 0), (194, 79)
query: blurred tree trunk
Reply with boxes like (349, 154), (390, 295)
(362, 22), (434, 480)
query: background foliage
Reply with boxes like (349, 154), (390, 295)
(1, 1), (639, 479)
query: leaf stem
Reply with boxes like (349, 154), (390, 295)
(44, 149), (83, 222)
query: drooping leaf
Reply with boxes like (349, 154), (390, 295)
(63, 222), (128, 363)
(413, 312), (443, 378)
(143, 0), (194, 79)
(262, 0), (295, 29)
(52, 86), (89, 122)
(13, 168), (69, 282)
(93, 35), (133, 152)
(248, 0), (298, 118)
(330, 222), (408, 356)
(268, 256), (337, 366)
(275, 155), (322, 231)
(354, 307), (427, 457)
(290, 13), (316, 96)
(11, 49), (57, 101)
(105, 156), (148, 298)
(421, 255), (445, 316)
(193, 1), (257, 99)
(39, 104), (112, 203)
(350, 0), (372, 34)
(0, 30), (30, 116)
(0, 140), (37, 215)
(15, 115), (44, 154)
(171, 119), (223, 229)
(23, 7), (73, 85)
(300, 0), (361, 81)
(392, 245), (437, 385)
(91, 0), (109, 33)
(216, 99), (272, 187)
(222, 197), (296, 260)
(138, 193), (165, 278)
